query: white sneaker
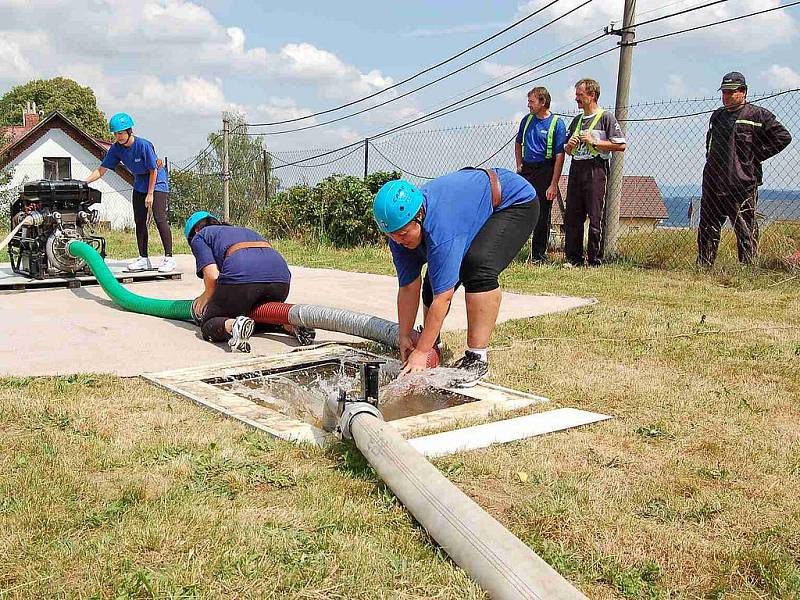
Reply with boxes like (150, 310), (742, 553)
(126, 256), (152, 272)
(228, 316), (255, 353)
(158, 256), (176, 273)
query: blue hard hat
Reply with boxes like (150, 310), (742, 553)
(373, 180), (424, 233)
(108, 112), (134, 133)
(184, 210), (218, 241)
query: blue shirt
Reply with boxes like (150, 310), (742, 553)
(515, 113), (567, 163)
(390, 168), (535, 296)
(101, 136), (169, 193)
(190, 225), (291, 285)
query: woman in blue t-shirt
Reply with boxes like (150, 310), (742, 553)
(85, 112), (174, 273)
(185, 211), (315, 353)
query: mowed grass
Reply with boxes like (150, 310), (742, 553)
(1, 231), (799, 598)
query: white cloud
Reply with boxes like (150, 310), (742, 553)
(764, 64), (800, 89)
(0, 32), (38, 80)
(665, 74), (687, 99)
(254, 98), (315, 123)
(267, 42), (393, 100)
(122, 76), (240, 116)
(479, 61), (521, 79)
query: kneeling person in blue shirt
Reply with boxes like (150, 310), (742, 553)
(185, 211), (315, 352)
(373, 168), (538, 385)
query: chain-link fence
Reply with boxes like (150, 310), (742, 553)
(170, 89), (799, 271)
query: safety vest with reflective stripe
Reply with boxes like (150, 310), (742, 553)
(569, 109), (604, 156)
(521, 113), (559, 161)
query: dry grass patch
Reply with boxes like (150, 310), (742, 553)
(2, 242), (799, 598)
(0, 376), (483, 599)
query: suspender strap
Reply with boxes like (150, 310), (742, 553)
(522, 114), (559, 161)
(225, 240), (272, 258)
(459, 167), (503, 208)
(521, 114), (534, 161)
(480, 168), (502, 208)
(545, 114), (558, 159)
(568, 109), (604, 156)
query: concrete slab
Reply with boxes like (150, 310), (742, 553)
(0, 258), (180, 291)
(0, 254), (596, 377)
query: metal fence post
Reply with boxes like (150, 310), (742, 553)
(605, 0), (636, 257)
(364, 138), (369, 180)
(263, 149), (269, 206)
(222, 117), (230, 221)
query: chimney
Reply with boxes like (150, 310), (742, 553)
(22, 101), (40, 129)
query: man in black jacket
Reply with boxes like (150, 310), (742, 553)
(699, 72), (792, 266)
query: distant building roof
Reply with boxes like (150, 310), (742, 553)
(0, 110), (133, 185)
(551, 174), (668, 224)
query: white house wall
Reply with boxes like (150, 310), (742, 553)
(6, 129), (134, 228)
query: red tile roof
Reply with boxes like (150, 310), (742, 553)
(0, 111), (133, 185)
(551, 174), (668, 224)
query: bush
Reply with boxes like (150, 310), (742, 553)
(262, 171), (400, 247)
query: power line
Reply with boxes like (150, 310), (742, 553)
(626, 0), (732, 29)
(476, 135), (517, 167)
(258, 37), (610, 170)
(271, 141), (364, 170)
(250, 0), (734, 138)
(634, 0), (800, 44)
(371, 36), (613, 139)
(245, 0), (562, 127)
(247, 0), (594, 135)
(367, 142), (435, 180)
(621, 88), (800, 122)
(256, 1), (800, 171)
(372, 0), (800, 137)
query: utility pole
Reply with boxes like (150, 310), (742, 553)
(605, 0), (636, 257)
(364, 137), (369, 180)
(222, 117), (230, 221)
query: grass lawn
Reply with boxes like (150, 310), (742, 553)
(1, 228), (799, 598)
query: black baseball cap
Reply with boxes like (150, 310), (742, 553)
(719, 71), (747, 91)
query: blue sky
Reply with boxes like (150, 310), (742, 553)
(0, 0), (797, 163)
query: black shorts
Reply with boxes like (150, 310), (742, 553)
(422, 200), (537, 306)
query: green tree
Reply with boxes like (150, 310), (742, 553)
(0, 77), (110, 140)
(0, 129), (16, 219)
(169, 113), (280, 226)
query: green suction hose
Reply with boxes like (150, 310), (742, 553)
(68, 241), (194, 321)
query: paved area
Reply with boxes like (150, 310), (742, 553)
(0, 255), (596, 377)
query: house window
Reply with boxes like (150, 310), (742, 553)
(43, 157), (71, 180)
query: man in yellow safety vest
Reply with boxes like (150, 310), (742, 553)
(563, 78), (627, 266)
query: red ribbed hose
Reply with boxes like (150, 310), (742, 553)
(247, 301), (440, 368)
(249, 301), (292, 324)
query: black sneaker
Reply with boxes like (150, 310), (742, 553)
(293, 326), (316, 346)
(449, 350), (488, 388)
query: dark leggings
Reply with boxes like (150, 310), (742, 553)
(422, 200), (538, 306)
(132, 190), (172, 257)
(201, 281), (290, 342)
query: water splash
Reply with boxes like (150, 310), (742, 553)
(220, 359), (471, 426)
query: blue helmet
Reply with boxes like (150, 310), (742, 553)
(184, 210), (219, 241)
(373, 180), (423, 233)
(108, 112), (134, 133)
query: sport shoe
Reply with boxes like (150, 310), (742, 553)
(158, 256), (176, 273)
(449, 350), (489, 388)
(126, 256), (152, 272)
(293, 326), (316, 346)
(228, 316), (255, 353)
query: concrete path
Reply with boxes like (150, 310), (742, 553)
(0, 255), (595, 377)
